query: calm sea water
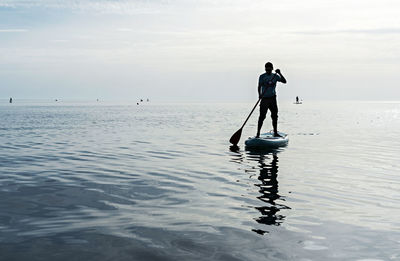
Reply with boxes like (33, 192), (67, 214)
(0, 100), (399, 260)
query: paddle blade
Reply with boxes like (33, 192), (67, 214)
(229, 128), (242, 145)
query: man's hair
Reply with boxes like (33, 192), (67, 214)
(265, 62), (273, 69)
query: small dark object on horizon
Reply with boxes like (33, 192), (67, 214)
(9, 97), (12, 103)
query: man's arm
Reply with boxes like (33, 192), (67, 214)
(275, 69), (287, 84)
(258, 76), (262, 98)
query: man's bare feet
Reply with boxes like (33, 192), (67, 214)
(256, 133), (260, 138)
(273, 132), (282, 137)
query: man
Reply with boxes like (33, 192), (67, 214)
(257, 62), (287, 138)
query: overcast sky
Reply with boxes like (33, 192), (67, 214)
(1, 0), (399, 101)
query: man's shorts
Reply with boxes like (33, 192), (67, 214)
(260, 96), (278, 118)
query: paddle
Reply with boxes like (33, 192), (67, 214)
(229, 72), (278, 145)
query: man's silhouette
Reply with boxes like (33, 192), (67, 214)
(257, 62), (287, 138)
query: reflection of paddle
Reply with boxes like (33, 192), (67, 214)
(229, 73), (278, 145)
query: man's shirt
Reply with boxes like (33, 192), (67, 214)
(259, 73), (282, 98)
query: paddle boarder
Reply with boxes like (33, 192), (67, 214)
(256, 62), (287, 138)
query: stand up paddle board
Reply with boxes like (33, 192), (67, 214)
(245, 131), (288, 149)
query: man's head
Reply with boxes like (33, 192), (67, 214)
(265, 62), (273, 74)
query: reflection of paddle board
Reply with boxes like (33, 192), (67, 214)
(245, 132), (289, 148)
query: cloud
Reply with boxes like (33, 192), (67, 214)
(291, 28), (400, 35)
(50, 39), (68, 43)
(0, 0), (170, 14)
(1, 0), (400, 101)
(0, 0), (261, 15)
(0, 29), (28, 32)
(117, 28), (133, 32)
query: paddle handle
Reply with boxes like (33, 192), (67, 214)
(240, 73), (278, 129)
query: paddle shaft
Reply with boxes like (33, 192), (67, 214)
(239, 73), (278, 129)
(240, 98), (261, 129)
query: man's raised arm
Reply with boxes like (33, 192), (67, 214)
(275, 69), (287, 84)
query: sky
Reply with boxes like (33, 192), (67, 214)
(1, 0), (400, 102)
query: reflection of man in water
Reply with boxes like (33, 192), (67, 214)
(229, 148), (290, 235)
(251, 152), (289, 234)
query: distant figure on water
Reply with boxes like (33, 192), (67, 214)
(9, 97), (12, 103)
(257, 62), (287, 138)
(296, 96), (299, 103)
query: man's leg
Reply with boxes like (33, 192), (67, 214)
(270, 99), (281, 137)
(257, 99), (268, 138)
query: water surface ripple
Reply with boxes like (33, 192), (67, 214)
(0, 101), (399, 260)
